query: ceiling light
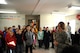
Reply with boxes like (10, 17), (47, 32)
(52, 12), (67, 16)
(0, 11), (17, 13)
(52, 11), (74, 16)
(0, 0), (7, 4)
(69, 6), (80, 10)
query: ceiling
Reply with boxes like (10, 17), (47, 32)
(0, 0), (80, 15)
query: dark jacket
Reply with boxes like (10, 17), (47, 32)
(0, 30), (5, 48)
(44, 30), (50, 43)
(16, 34), (23, 45)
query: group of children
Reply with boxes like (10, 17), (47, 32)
(0, 23), (57, 53)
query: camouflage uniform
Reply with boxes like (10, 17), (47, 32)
(54, 31), (69, 53)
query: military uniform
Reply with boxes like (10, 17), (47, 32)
(54, 31), (69, 53)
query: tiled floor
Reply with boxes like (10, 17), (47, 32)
(4, 48), (56, 53)
(4, 42), (56, 53)
(33, 48), (56, 53)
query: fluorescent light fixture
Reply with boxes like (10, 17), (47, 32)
(0, 0), (7, 4)
(0, 11), (17, 13)
(52, 12), (68, 16)
(52, 12), (73, 16)
(69, 6), (80, 10)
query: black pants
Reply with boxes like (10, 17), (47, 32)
(44, 40), (49, 49)
(38, 40), (43, 48)
(26, 45), (32, 53)
(0, 47), (3, 53)
(16, 44), (23, 53)
(51, 37), (54, 48)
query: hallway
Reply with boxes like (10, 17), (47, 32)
(33, 48), (55, 53)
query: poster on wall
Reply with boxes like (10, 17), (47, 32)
(0, 14), (25, 30)
(0, 15), (25, 20)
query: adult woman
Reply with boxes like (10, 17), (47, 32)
(38, 27), (44, 48)
(44, 27), (50, 49)
(54, 22), (69, 53)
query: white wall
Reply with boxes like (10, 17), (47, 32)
(40, 14), (65, 30)
(65, 14), (80, 34)
(40, 14), (80, 34)
(40, 14), (53, 29)
(0, 14), (25, 30)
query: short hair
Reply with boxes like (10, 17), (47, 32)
(58, 22), (65, 30)
(34, 24), (36, 26)
(46, 27), (48, 28)
(68, 22), (70, 25)
(8, 27), (12, 30)
(43, 27), (45, 28)
(27, 25), (30, 27)
(12, 25), (15, 27)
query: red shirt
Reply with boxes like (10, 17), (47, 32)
(0, 30), (3, 35)
(5, 32), (16, 49)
